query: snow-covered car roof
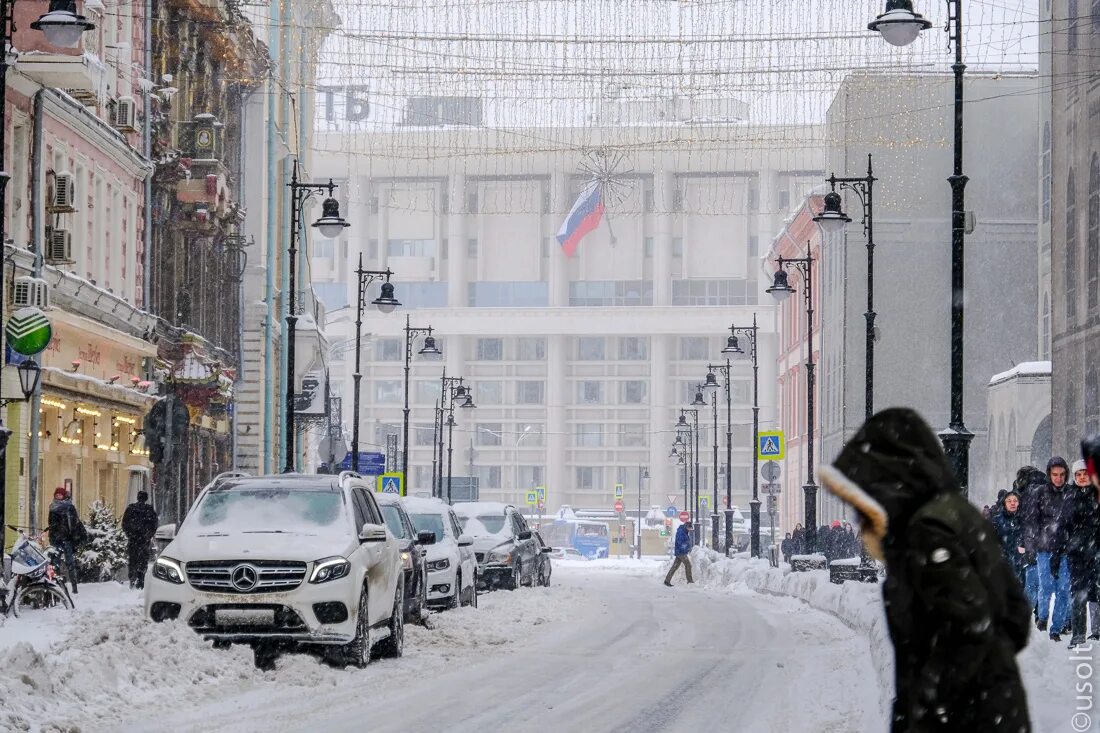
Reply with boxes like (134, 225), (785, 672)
(402, 496), (452, 514)
(374, 492), (405, 505)
(452, 501), (512, 517)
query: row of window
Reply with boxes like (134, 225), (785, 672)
(357, 238), (756, 263)
(1063, 155), (1100, 327)
(373, 379), (648, 406)
(368, 336), (727, 364)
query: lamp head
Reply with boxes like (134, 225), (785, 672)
(868, 0), (931, 47)
(371, 281), (400, 314)
(766, 269), (796, 301)
(813, 190), (852, 234)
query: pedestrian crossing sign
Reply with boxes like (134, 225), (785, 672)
(614, 483), (624, 499)
(377, 472), (405, 496)
(536, 486), (546, 502)
(526, 491), (538, 506)
(757, 431), (785, 459)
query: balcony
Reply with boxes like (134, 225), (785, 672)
(17, 50), (105, 102)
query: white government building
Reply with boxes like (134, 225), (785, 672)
(310, 120), (825, 516)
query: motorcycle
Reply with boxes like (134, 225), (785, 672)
(1, 525), (74, 618)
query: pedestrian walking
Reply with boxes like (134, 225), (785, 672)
(1025, 456), (1073, 640)
(47, 487), (84, 594)
(122, 490), (159, 589)
(818, 408), (1031, 732)
(781, 533), (792, 564)
(1081, 434), (1100, 641)
(791, 523), (805, 556)
(1015, 466), (1047, 620)
(992, 490), (1027, 589)
(663, 520), (694, 586)
(1061, 459), (1100, 647)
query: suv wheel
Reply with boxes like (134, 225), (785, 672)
(539, 564), (550, 587)
(470, 573), (479, 608)
(253, 643), (277, 670)
(448, 573), (462, 610)
(341, 587), (372, 668)
(507, 561), (521, 591)
(415, 579), (429, 625)
(375, 584), (404, 659)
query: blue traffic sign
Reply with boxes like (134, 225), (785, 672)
(377, 472), (404, 496)
(664, 505), (678, 518)
(339, 451), (386, 474)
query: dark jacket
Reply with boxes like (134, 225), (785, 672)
(1025, 457), (1071, 555)
(1060, 484), (1100, 596)
(122, 501), (158, 544)
(673, 525), (692, 556)
(791, 527), (805, 555)
(780, 537), (792, 557)
(820, 408), (1031, 733)
(992, 505), (1026, 578)
(48, 498), (81, 545)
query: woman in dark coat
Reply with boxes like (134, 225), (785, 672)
(1063, 459), (1100, 647)
(818, 408), (1031, 732)
(993, 490), (1027, 588)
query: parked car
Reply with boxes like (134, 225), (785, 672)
(145, 471), (405, 669)
(375, 492), (435, 624)
(453, 502), (540, 591)
(548, 547), (588, 561)
(403, 497), (478, 609)
(532, 531), (553, 587)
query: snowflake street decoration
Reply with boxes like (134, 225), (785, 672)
(579, 147), (634, 246)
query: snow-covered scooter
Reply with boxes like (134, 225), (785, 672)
(0, 526), (74, 618)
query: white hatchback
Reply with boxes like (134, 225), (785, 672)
(402, 497), (478, 609)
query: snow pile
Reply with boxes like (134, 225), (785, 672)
(0, 583), (581, 732)
(680, 549), (1074, 732)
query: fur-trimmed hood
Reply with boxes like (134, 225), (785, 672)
(818, 408), (960, 556)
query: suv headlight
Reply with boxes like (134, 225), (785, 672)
(310, 557), (351, 584)
(401, 551), (413, 572)
(488, 547), (512, 564)
(426, 558), (450, 572)
(152, 556), (185, 585)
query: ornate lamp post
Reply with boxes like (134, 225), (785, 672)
(692, 384), (720, 549)
(868, 0), (973, 493)
(402, 315), (441, 486)
(676, 409), (701, 545)
(717, 314), (760, 556)
(350, 256), (398, 472)
(767, 245), (817, 554)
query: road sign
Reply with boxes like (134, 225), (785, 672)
(340, 451), (386, 474)
(761, 460), (782, 482)
(536, 486), (546, 501)
(757, 431), (785, 459)
(763, 483), (782, 495)
(678, 510), (690, 523)
(377, 472), (405, 496)
(700, 497), (708, 511)
(666, 495), (677, 506)
(614, 483), (624, 499)
(614, 499), (624, 513)
(664, 505), (678, 518)
(446, 477), (480, 503)
(526, 491), (538, 506)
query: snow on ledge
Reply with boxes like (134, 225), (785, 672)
(989, 360), (1052, 386)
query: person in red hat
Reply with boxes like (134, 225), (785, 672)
(47, 486), (83, 593)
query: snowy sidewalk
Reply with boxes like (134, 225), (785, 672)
(681, 549), (1078, 732)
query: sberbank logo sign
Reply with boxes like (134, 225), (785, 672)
(6, 307), (52, 356)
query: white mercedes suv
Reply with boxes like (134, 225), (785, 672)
(144, 472), (405, 668)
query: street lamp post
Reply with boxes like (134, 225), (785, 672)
(868, 0), (972, 493)
(637, 466), (648, 559)
(402, 314), (441, 488)
(677, 409), (700, 545)
(284, 162), (350, 473)
(434, 372), (463, 496)
(691, 385), (719, 549)
(767, 244), (817, 554)
(815, 154), (877, 420)
(717, 313), (760, 556)
(0, 0), (95, 549)
(444, 382), (475, 503)
(704, 360), (733, 553)
(350, 256), (399, 473)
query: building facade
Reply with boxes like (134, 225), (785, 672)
(312, 125), (822, 514)
(819, 73), (1040, 505)
(1049, 1), (1100, 457)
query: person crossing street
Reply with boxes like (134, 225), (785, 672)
(122, 491), (159, 589)
(664, 520), (694, 586)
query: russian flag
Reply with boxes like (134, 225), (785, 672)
(556, 182), (604, 257)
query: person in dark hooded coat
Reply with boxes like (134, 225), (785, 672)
(818, 408), (1031, 733)
(1062, 459), (1100, 647)
(1014, 466), (1047, 620)
(1026, 456), (1072, 638)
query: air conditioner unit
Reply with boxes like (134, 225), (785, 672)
(47, 229), (73, 263)
(114, 96), (137, 132)
(12, 276), (50, 309)
(51, 172), (75, 212)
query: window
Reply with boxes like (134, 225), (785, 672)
(1042, 123), (1051, 224)
(386, 239), (436, 257)
(468, 281), (549, 307)
(778, 189), (790, 210)
(441, 240), (448, 260)
(476, 338), (503, 361)
(577, 337), (605, 360)
(517, 465), (544, 488)
(1068, 169), (1079, 324)
(747, 184), (758, 211)
(622, 380), (648, 404)
(680, 336), (708, 360)
(620, 424), (647, 447)
(644, 238), (654, 258)
(313, 238), (334, 259)
(575, 424), (603, 447)
(467, 238), (478, 258)
(477, 423), (502, 446)
(516, 337), (546, 360)
(749, 235), (759, 257)
(672, 279), (750, 306)
(416, 380), (442, 404)
(576, 466), (601, 490)
(403, 96), (483, 126)
(578, 381), (604, 404)
(1070, 0), (1079, 51)
(1089, 154), (1099, 312)
(1088, 365), (1100, 435)
(475, 381), (503, 405)
(414, 424), (436, 446)
(673, 238), (683, 257)
(644, 181), (655, 212)
(569, 280), (653, 307)
(475, 465), (501, 488)
(518, 426), (545, 447)
(619, 337), (648, 360)
(377, 338), (402, 361)
(516, 381), (545, 404)
(375, 380), (401, 403)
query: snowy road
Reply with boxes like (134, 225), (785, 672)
(106, 560), (879, 733)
